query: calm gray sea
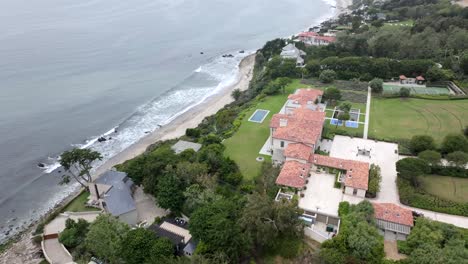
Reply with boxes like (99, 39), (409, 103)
(0, 0), (332, 242)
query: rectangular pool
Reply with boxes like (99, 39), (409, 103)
(248, 109), (270, 123)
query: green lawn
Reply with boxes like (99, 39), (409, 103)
(419, 175), (468, 204)
(369, 98), (468, 142)
(223, 79), (311, 180)
(61, 191), (100, 213)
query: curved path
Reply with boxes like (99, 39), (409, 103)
(42, 211), (100, 264)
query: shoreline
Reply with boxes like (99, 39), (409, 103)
(93, 53), (256, 177)
(0, 0), (352, 260)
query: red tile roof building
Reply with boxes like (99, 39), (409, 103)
(284, 143), (313, 161)
(311, 155), (370, 190)
(373, 203), (414, 227)
(271, 89), (369, 193)
(275, 160), (310, 189)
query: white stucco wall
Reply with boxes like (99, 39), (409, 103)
(344, 186), (366, 198)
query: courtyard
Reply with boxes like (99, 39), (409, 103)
(299, 171), (343, 217)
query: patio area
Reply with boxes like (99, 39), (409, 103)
(299, 170), (343, 217)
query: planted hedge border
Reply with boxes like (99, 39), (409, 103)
(431, 165), (468, 178)
(397, 178), (468, 217)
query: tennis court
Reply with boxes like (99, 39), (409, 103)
(383, 84), (450, 95)
(248, 109), (270, 123)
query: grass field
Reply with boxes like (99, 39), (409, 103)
(61, 191), (100, 212)
(223, 80), (311, 180)
(419, 175), (468, 203)
(369, 98), (468, 142)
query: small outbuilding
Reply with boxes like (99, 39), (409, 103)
(415, 76), (426, 85)
(373, 203), (414, 240)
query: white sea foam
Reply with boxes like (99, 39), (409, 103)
(41, 51), (251, 175)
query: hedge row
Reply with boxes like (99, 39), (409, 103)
(397, 178), (468, 217)
(430, 165), (468, 178)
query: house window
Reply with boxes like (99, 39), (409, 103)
(353, 188), (358, 195)
(280, 141), (284, 148)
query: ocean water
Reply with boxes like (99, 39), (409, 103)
(0, 0), (334, 242)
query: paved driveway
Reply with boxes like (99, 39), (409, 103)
(329, 135), (468, 229)
(134, 187), (168, 225)
(42, 239), (73, 264)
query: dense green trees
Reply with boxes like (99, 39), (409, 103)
(369, 78), (383, 93)
(441, 134), (468, 154)
(319, 69), (337, 83)
(323, 87), (342, 103)
(119, 228), (173, 264)
(400, 218), (468, 263)
(396, 157), (430, 187)
(399, 87), (411, 97)
(189, 198), (249, 262)
(321, 201), (384, 264)
(85, 214), (130, 264)
(446, 151), (468, 168)
(156, 174), (185, 213)
(59, 219), (90, 249)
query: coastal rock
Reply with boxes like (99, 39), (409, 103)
(37, 163), (45, 168)
(200, 52), (204, 54)
(145, 131), (150, 134)
(239, 50), (244, 53)
(97, 137), (107, 142)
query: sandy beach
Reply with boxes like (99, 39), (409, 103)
(0, 0), (352, 261)
(93, 53), (256, 177)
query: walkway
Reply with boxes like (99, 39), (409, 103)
(42, 211), (100, 264)
(363, 86), (371, 139)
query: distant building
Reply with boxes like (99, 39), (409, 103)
(280, 43), (306, 67)
(89, 170), (137, 225)
(171, 140), (202, 154)
(297, 31), (336, 46)
(149, 218), (198, 257)
(373, 203), (414, 240)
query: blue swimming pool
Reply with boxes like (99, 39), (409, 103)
(248, 109), (270, 123)
(345, 121), (359, 128)
(330, 119), (343, 126)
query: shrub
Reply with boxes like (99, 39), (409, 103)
(396, 158), (430, 187)
(399, 87), (410, 97)
(446, 151), (468, 168)
(338, 202), (350, 217)
(430, 165), (468, 178)
(441, 134), (468, 154)
(418, 150), (441, 165)
(369, 78), (383, 93)
(409, 135), (436, 154)
(319, 70), (337, 83)
(185, 128), (201, 138)
(397, 240), (411, 255)
(367, 164), (382, 198)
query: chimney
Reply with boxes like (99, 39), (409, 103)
(280, 118), (288, 127)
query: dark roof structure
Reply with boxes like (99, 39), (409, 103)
(95, 170), (136, 216)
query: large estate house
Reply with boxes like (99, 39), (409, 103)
(270, 89), (370, 197)
(270, 88), (371, 242)
(297, 31), (336, 46)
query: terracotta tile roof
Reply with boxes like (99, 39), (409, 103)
(275, 160), (310, 189)
(416, 76), (425, 81)
(288, 89), (323, 106)
(310, 154), (370, 190)
(270, 108), (325, 145)
(284, 143), (313, 161)
(298, 31), (319, 38)
(373, 203), (414, 227)
(312, 35), (336, 43)
(399, 75), (407, 80)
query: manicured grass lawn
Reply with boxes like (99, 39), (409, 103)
(419, 175), (468, 204)
(369, 98), (468, 142)
(61, 191), (100, 212)
(223, 79), (311, 180)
